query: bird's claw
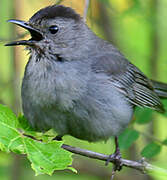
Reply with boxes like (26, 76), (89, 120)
(105, 150), (123, 171)
(106, 137), (123, 180)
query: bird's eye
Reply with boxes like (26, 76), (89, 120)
(49, 25), (59, 34)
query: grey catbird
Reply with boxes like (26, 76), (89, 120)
(6, 5), (167, 168)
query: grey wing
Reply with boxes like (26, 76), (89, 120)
(92, 53), (165, 113)
(112, 63), (165, 112)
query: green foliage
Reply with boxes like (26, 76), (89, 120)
(162, 99), (167, 117)
(162, 139), (167, 146)
(0, 104), (73, 175)
(24, 138), (72, 175)
(141, 142), (162, 158)
(135, 107), (154, 124)
(18, 114), (34, 131)
(98, 0), (111, 6)
(0, 104), (23, 153)
(118, 128), (139, 149)
(121, 0), (143, 16)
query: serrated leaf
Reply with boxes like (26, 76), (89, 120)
(135, 107), (153, 124)
(118, 128), (139, 149)
(0, 104), (74, 175)
(141, 142), (161, 158)
(23, 137), (73, 175)
(0, 104), (24, 152)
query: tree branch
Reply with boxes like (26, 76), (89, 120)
(62, 144), (167, 174)
(83, 0), (90, 22)
(23, 134), (167, 175)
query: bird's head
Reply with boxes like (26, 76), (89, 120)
(6, 5), (96, 61)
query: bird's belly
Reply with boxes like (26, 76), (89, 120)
(22, 65), (134, 142)
(67, 101), (134, 142)
(23, 95), (133, 142)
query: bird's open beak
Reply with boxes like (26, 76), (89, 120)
(5, 19), (43, 46)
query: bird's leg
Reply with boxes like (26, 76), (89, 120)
(106, 136), (123, 171)
(113, 136), (122, 171)
(53, 135), (63, 141)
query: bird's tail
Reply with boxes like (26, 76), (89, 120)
(151, 80), (167, 99)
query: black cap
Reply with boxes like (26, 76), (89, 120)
(30, 5), (81, 23)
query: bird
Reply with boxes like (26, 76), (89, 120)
(5, 5), (167, 170)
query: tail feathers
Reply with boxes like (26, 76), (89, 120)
(151, 80), (167, 98)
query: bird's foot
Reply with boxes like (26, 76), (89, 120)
(105, 136), (123, 180)
(105, 146), (123, 171)
(112, 147), (122, 171)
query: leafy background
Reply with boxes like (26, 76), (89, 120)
(0, 0), (167, 179)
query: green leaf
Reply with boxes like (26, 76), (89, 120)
(17, 114), (39, 138)
(0, 104), (74, 175)
(118, 128), (139, 149)
(135, 107), (153, 124)
(23, 137), (73, 175)
(141, 142), (161, 158)
(0, 104), (24, 153)
(0, 104), (18, 128)
(18, 114), (34, 132)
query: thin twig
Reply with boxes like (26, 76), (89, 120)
(61, 144), (167, 173)
(22, 133), (167, 174)
(83, 0), (90, 22)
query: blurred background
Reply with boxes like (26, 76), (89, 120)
(0, 0), (167, 179)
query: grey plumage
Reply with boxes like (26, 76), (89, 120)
(151, 80), (167, 98)
(6, 5), (166, 142)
